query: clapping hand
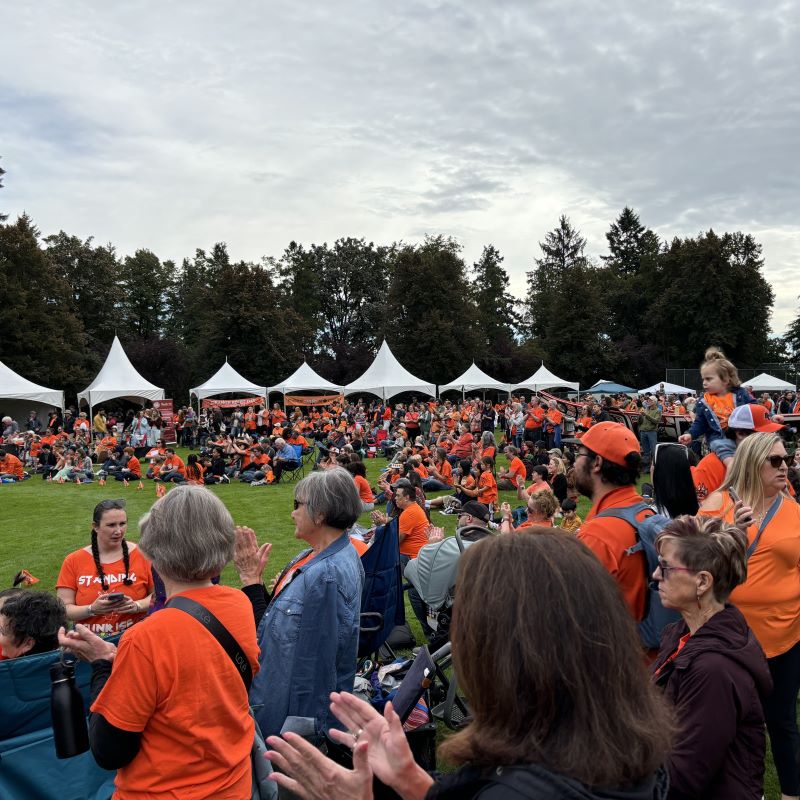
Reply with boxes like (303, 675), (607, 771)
(371, 510), (389, 526)
(427, 525), (444, 543)
(234, 525), (272, 587)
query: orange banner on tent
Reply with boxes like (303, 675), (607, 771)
(201, 397), (267, 409)
(285, 394), (344, 407)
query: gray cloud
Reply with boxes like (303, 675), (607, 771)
(1, 0), (798, 331)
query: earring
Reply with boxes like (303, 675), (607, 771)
(696, 590), (702, 609)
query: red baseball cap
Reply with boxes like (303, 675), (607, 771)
(728, 403), (784, 433)
(579, 421), (640, 466)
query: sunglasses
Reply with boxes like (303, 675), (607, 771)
(765, 455), (792, 469)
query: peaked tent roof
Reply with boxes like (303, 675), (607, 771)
(190, 360), (267, 401)
(267, 361), (344, 395)
(0, 358), (64, 409)
(586, 380), (636, 394)
(744, 372), (797, 392)
(77, 336), (164, 408)
(638, 381), (695, 395)
(344, 340), (436, 399)
(511, 363), (579, 392)
(440, 362), (510, 394)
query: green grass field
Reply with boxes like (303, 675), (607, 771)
(0, 450), (784, 797)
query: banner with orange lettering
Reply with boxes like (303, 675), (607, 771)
(285, 394), (344, 408)
(201, 397), (267, 409)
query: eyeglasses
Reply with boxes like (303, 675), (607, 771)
(655, 558), (696, 579)
(765, 455), (792, 469)
(574, 451), (594, 460)
(293, 499), (306, 510)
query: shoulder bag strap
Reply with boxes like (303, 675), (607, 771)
(746, 495), (783, 559)
(167, 595), (253, 690)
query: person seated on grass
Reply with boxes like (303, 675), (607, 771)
(427, 459), (478, 514)
(0, 591), (66, 659)
(156, 448), (186, 483)
(0, 450), (25, 481)
(203, 447), (228, 484)
(421, 448), (454, 492)
(346, 459), (375, 513)
(115, 447), (142, 482)
(499, 489), (560, 533)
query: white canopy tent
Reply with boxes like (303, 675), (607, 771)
(267, 360), (344, 396)
(77, 337), (164, 421)
(511, 363), (579, 393)
(191, 359), (267, 404)
(0, 358), (64, 423)
(744, 373), (797, 392)
(439, 362), (510, 397)
(638, 381), (695, 396)
(344, 340), (436, 400)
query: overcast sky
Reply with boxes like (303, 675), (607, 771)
(3, 1), (799, 333)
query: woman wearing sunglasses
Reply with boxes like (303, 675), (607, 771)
(651, 515), (771, 799)
(701, 432), (800, 800)
(234, 467), (364, 741)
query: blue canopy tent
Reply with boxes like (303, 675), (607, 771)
(0, 646), (117, 799)
(586, 380), (636, 395)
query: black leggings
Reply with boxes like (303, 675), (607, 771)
(764, 639), (800, 795)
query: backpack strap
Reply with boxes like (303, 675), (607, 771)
(167, 595), (253, 690)
(595, 503), (654, 556)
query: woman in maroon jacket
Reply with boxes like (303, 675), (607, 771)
(651, 515), (772, 800)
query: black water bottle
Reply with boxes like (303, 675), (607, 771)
(50, 656), (89, 758)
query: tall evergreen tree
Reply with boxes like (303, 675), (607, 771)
(471, 245), (519, 380)
(119, 249), (175, 339)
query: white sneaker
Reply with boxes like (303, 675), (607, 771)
(251, 479), (266, 487)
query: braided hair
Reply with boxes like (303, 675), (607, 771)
(91, 499), (133, 590)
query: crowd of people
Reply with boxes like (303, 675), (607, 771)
(2, 346), (800, 799)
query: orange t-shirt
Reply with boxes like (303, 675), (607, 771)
(126, 456), (142, 478)
(477, 470), (498, 506)
(703, 496), (800, 658)
(691, 453), (726, 502)
(524, 407), (546, 430)
(507, 457), (527, 485)
(438, 459), (454, 486)
(350, 537), (369, 557)
(92, 585), (259, 800)
(399, 502), (430, 558)
(0, 453), (23, 478)
(56, 546), (154, 635)
(354, 474), (375, 503)
(546, 409), (563, 426)
(578, 486), (648, 621)
(162, 455), (185, 476)
(704, 392), (735, 429)
(414, 464), (429, 480)
(273, 552), (316, 597)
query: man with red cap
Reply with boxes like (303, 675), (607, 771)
(692, 403), (786, 502)
(572, 422), (648, 621)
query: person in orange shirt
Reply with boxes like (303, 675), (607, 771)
(574, 422), (648, 622)
(544, 401), (564, 450)
(497, 445), (527, 490)
(458, 456), (498, 512)
(58, 487), (258, 800)
(387, 483), (431, 563)
(499, 489), (559, 533)
(115, 447), (142, 482)
(157, 448), (186, 483)
(422, 448), (453, 492)
(0, 451), (24, 481)
(346, 460), (375, 512)
(524, 398), (546, 443)
(700, 432), (800, 797)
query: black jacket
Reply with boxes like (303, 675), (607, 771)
(427, 763), (668, 800)
(652, 605), (772, 799)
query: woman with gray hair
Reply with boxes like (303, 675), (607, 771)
(651, 515), (772, 799)
(58, 485), (260, 799)
(234, 466), (365, 740)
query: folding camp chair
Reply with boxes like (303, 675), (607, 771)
(279, 444), (305, 482)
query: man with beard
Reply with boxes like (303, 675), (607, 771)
(572, 422), (648, 621)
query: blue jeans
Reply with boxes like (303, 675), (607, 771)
(639, 430), (657, 468)
(422, 479), (450, 492)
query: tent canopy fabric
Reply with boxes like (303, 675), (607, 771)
(586, 380), (636, 394)
(744, 373), (797, 392)
(190, 359), (266, 401)
(511, 363), (579, 393)
(638, 382), (695, 396)
(0, 359), (64, 409)
(439, 362), (510, 394)
(344, 341), (436, 400)
(267, 361), (344, 395)
(77, 336), (164, 408)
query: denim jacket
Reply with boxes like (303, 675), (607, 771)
(251, 532), (364, 739)
(687, 387), (751, 443)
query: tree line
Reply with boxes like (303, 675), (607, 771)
(1, 177), (795, 403)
